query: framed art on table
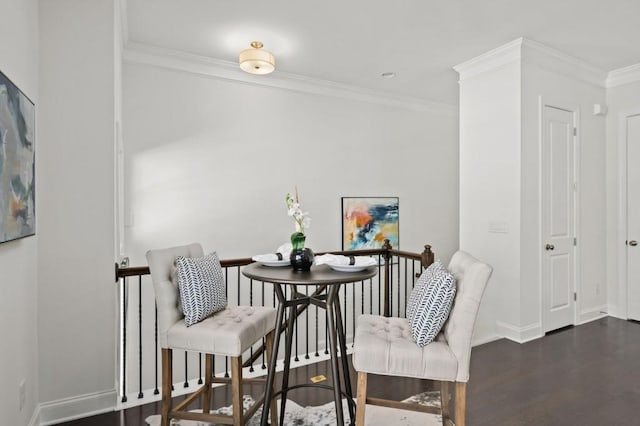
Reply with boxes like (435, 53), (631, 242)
(341, 197), (399, 250)
(0, 70), (36, 244)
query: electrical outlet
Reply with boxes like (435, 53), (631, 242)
(19, 379), (26, 411)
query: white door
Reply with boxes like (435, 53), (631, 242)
(541, 105), (576, 332)
(626, 114), (640, 320)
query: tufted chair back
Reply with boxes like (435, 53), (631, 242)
(442, 250), (493, 382)
(146, 242), (204, 348)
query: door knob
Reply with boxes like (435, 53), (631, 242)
(629, 240), (638, 247)
(545, 244), (555, 250)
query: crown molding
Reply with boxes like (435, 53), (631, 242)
(607, 62), (640, 88)
(454, 37), (607, 88)
(123, 42), (456, 114)
(453, 38), (523, 81)
(520, 38), (607, 87)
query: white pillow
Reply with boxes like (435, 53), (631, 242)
(406, 260), (445, 322)
(409, 267), (456, 347)
(175, 252), (227, 327)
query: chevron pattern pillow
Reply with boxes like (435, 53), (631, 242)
(175, 252), (227, 327)
(409, 267), (456, 347)
(406, 260), (445, 322)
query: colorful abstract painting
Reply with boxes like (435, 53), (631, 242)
(342, 197), (399, 250)
(0, 70), (35, 244)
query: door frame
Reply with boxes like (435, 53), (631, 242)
(617, 109), (640, 319)
(538, 97), (580, 332)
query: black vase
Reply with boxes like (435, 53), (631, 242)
(290, 248), (314, 271)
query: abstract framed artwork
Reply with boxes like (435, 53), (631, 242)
(341, 197), (399, 250)
(0, 70), (36, 244)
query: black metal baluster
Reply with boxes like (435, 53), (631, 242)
(343, 284), (348, 352)
(305, 284), (310, 360)
(262, 281), (267, 369)
(138, 276), (144, 399)
(352, 280), (356, 348)
(249, 273), (255, 372)
(236, 266), (240, 305)
(294, 286), (299, 362)
(224, 270), (229, 378)
(315, 284), (320, 357)
(400, 257), (407, 316)
(154, 302), (159, 395)
(410, 260), (416, 317)
(377, 256), (386, 314)
(361, 279), (365, 315)
(184, 352), (189, 387)
(120, 277), (128, 403)
(389, 255), (394, 318)
(198, 354), (203, 385)
(324, 301), (329, 356)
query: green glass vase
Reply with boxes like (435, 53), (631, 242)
(290, 232), (314, 271)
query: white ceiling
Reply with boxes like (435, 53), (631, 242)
(126, 0), (640, 105)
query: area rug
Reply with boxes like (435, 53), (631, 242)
(145, 392), (441, 426)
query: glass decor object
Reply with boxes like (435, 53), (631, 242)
(285, 189), (313, 271)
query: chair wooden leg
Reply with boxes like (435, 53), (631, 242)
(355, 372), (367, 426)
(202, 353), (213, 413)
(161, 348), (172, 426)
(440, 381), (450, 425)
(265, 330), (278, 426)
(455, 382), (466, 426)
(231, 356), (243, 426)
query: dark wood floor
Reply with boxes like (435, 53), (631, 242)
(60, 317), (640, 425)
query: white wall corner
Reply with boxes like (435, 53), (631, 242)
(118, 0), (129, 47)
(607, 62), (640, 88)
(606, 303), (626, 320)
(578, 306), (608, 324)
(520, 38), (607, 87)
(453, 37), (523, 81)
(38, 389), (117, 426)
(123, 42), (456, 114)
(496, 320), (543, 343)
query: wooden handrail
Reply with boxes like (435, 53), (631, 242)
(114, 242), (434, 281)
(113, 242), (434, 324)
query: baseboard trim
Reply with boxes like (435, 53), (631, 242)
(28, 405), (40, 426)
(471, 333), (502, 347)
(579, 306), (608, 324)
(496, 321), (543, 343)
(39, 389), (116, 425)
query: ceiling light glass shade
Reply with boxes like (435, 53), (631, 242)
(239, 41), (275, 75)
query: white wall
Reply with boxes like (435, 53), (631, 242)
(606, 79), (640, 317)
(37, 0), (118, 422)
(458, 60), (522, 344)
(457, 38), (607, 344)
(119, 57), (459, 399)
(0, 1), (39, 424)
(122, 62), (460, 266)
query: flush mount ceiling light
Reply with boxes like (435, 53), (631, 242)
(239, 41), (275, 75)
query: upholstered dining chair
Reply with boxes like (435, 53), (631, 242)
(353, 250), (492, 426)
(146, 243), (278, 426)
